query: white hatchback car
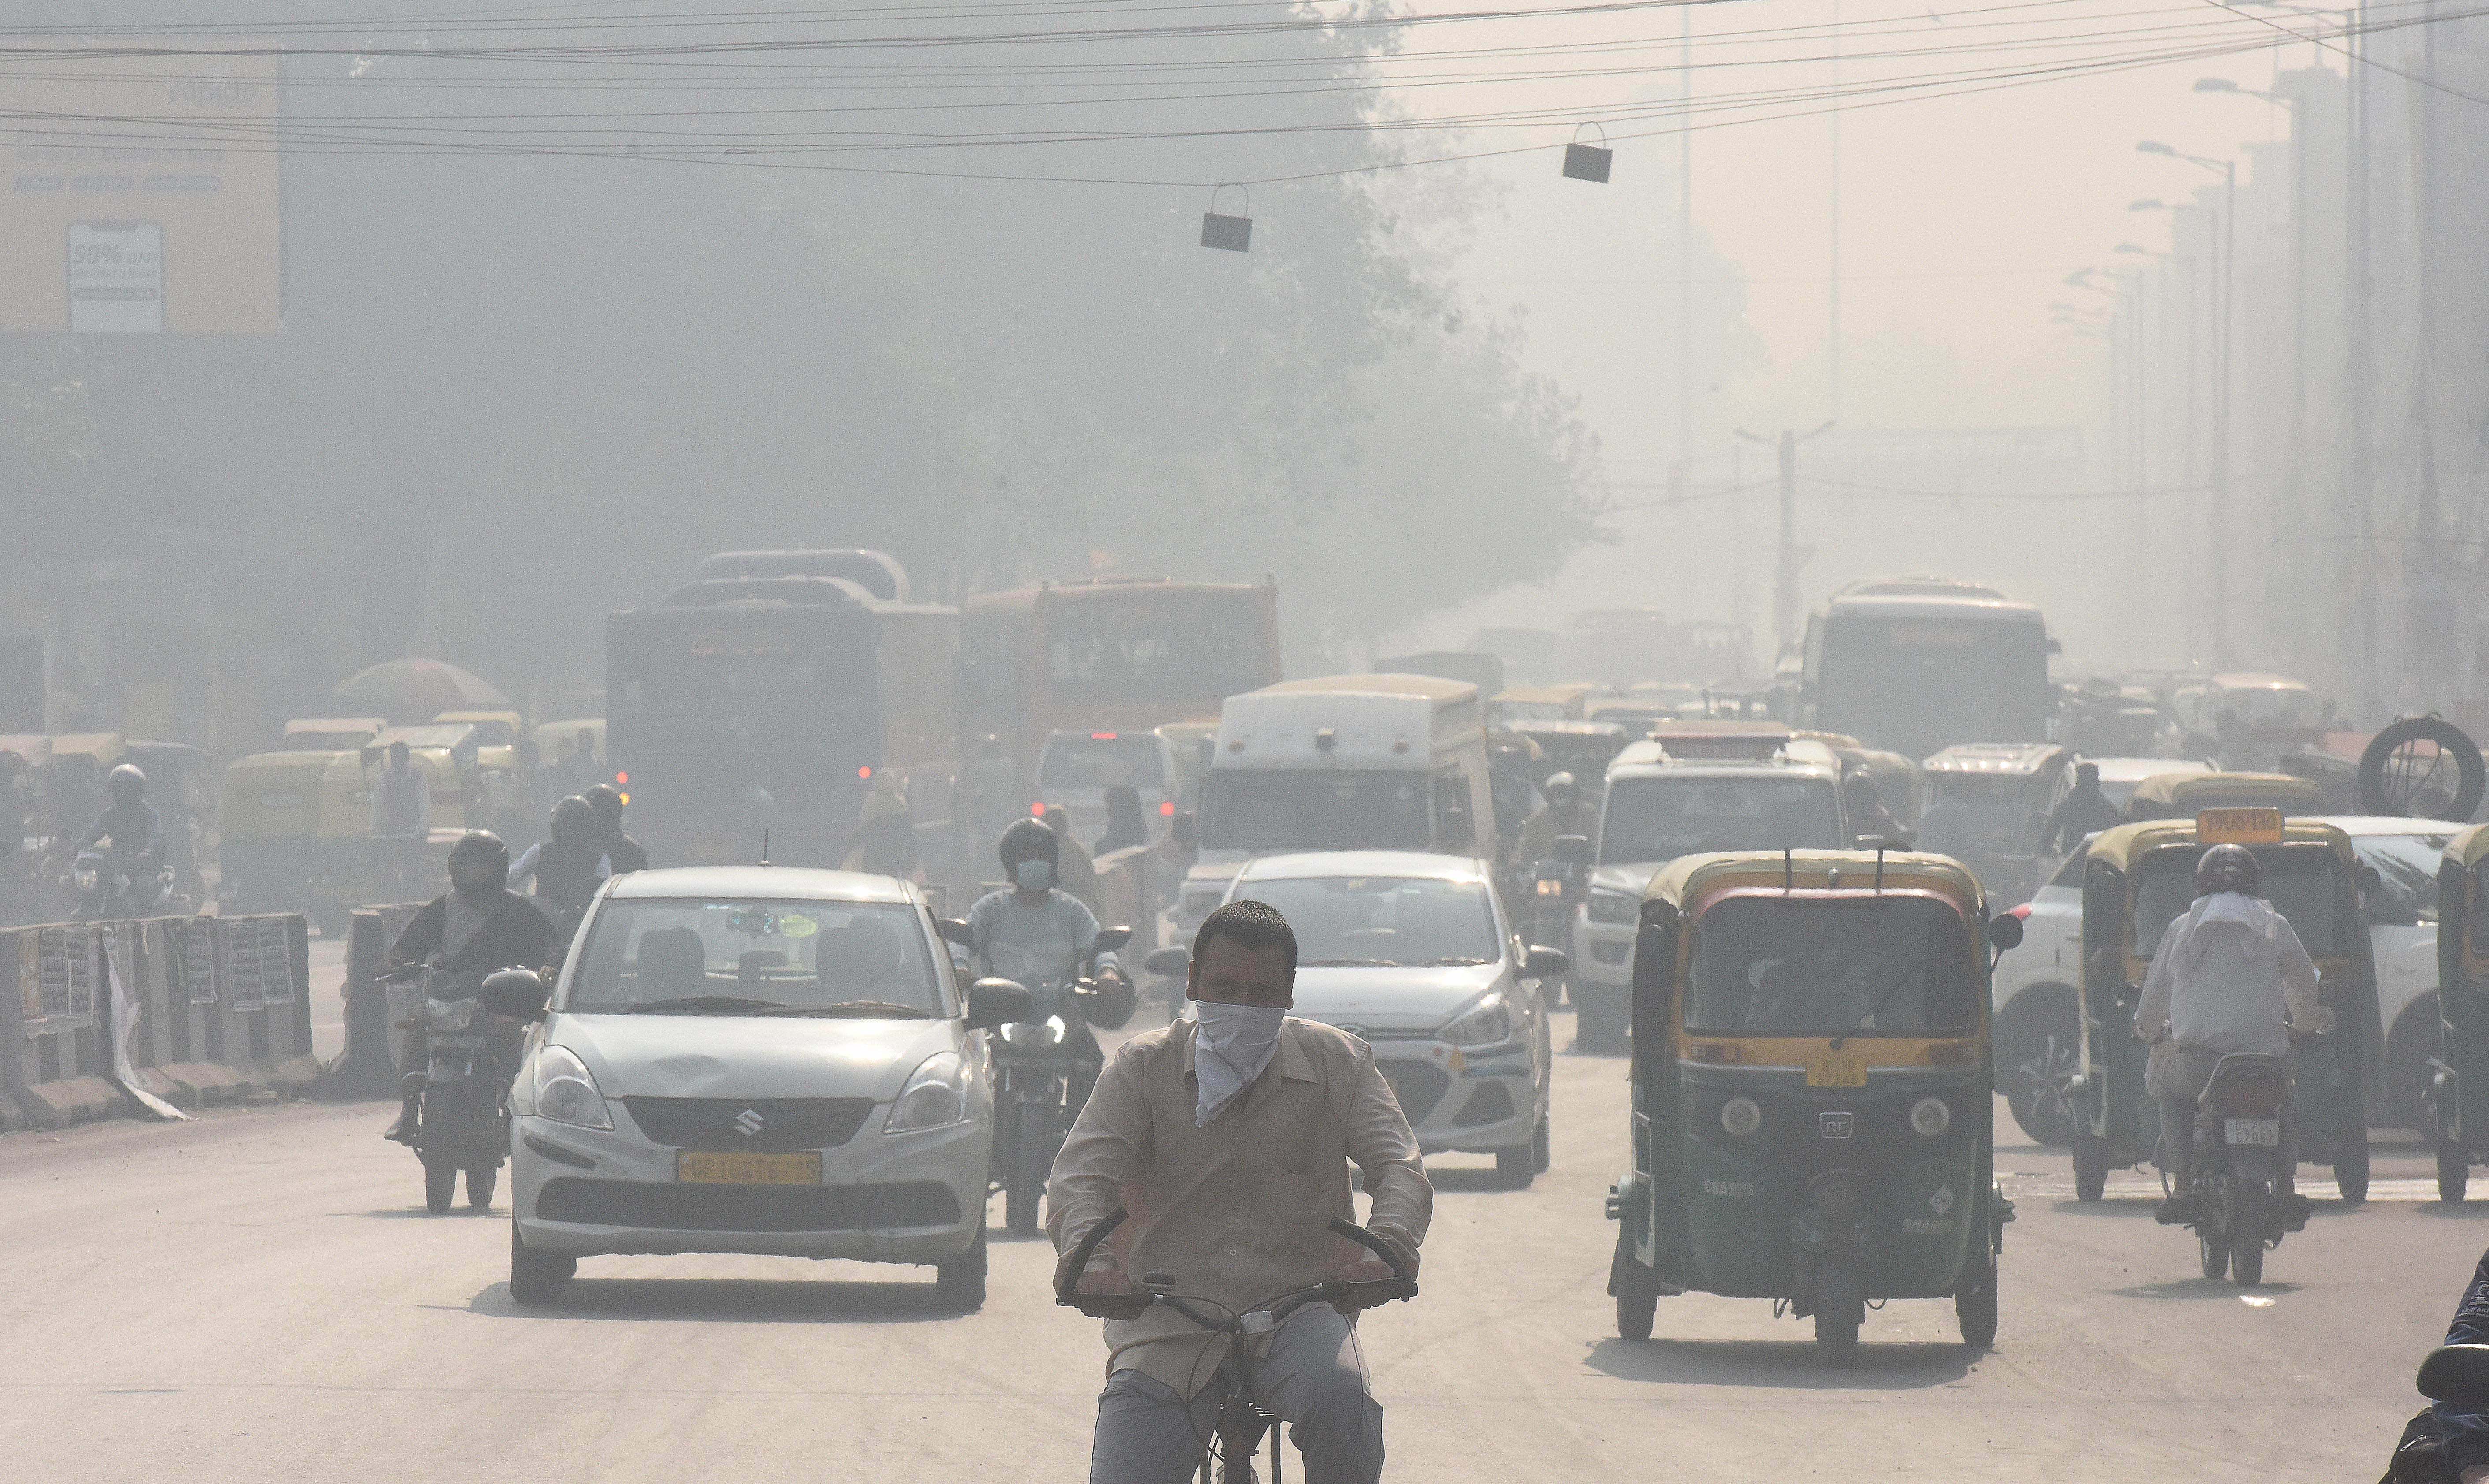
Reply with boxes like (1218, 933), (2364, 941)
(496, 867), (1018, 1309)
(1211, 850), (1561, 1187)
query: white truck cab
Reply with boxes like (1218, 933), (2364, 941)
(1173, 675), (1497, 939)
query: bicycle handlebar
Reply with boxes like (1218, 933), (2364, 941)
(1053, 1207), (1418, 1319)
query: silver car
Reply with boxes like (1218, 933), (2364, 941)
(1216, 850), (1562, 1187)
(499, 867), (1019, 1309)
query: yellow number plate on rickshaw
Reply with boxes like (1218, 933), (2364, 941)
(1807, 1055), (1867, 1088)
(677, 1151), (820, 1185)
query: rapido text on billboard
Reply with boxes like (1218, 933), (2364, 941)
(0, 47), (282, 334)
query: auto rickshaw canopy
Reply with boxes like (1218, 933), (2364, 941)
(2126, 770), (2324, 820)
(284, 717), (387, 751)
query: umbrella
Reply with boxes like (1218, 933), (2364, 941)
(332, 659), (510, 727)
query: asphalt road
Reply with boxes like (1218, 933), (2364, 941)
(0, 1006), (2474, 1483)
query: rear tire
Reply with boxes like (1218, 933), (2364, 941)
(2072, 1117), (2109, 1203)
(2335, 1128), (2370, 1207)
(1813, 1260), (1863, 1367)
(2228, 1183), (2267, 1287)
(2442, 1138), (2472, 1204)
(1004, 1110), (1050, 1236)
(1613, 1242), (1657, 1342)
(423, 1159), (457, 1215)
(466, 1164), (499, 1211)
(2198, 1227), (2228, 1281)
(1954, 1213), (1998, 1350)
(936, 1225), (988, 1311)
(509, 1221), (575, 1306)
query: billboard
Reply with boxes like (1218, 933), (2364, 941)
(1, 48), (282, 333)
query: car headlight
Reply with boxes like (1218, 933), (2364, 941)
(427, 997), (477, 1032)
(1587, 889), (1637, 924)
(1910, 1096), (1951, 1137)
(1720, 1096), (1763, 1137)
(886, 1051), (969, 1133)
(533, 1045), (612, 1131)
(1439, 993), (1512, 1047)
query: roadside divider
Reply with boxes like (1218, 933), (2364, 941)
(0, 912), (313, 1131)
(320, 903), (425, 1101)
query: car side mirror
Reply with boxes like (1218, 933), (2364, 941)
(1524, 945), (1571, 978)
(1144, 945), (1191, 978)
(965, 978), (1032, 1032)
(2358, 863), (2382, 893)
(1170, 811), (1197, 847)
(1988, 915), (2025, 951)
(935, 916), (974, 948)
(1093, 925), (1133, 952)
(481, 968), (549, 1022)
(1552, 834), (1593, 867)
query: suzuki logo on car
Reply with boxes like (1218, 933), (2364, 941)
(1819, 1112), (1855, 1140)
(734, 1108), (765, 1138)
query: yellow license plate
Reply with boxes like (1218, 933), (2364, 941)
(1806, 1056), (1866, 1088)
(676, 1150), (821, 1186)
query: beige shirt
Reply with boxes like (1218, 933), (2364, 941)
(1047, 1015), (1432, 1396)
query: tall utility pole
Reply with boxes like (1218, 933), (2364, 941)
(2346, 0), (2377, 711)
(1678, 0), (1693, 494)
(1828, 0), (1841, 426)
(1740, 423), (1835, 659)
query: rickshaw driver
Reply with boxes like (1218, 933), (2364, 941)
(1742, 941), (1920, 1034)
(2134, 843), (2334, 1226)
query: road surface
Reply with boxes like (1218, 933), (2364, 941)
(0, 1006), (2470, 1482)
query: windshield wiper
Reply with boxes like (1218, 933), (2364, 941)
(619, 995), (788, 1015)
(1300, 957), (1397, 967)
(751, 1001), (933, 1019)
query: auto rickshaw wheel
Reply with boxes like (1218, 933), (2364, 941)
(2072, 1119), (2109, 1202)
(1610, 1239), (1657, 1341)
(1954, 1220), (1998, 1349)
(2440, 1139), (2471, 1204)
(1813, 1261), (1863, 1367)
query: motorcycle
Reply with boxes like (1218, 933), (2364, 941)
(384, 963), (514, 1215)
(1524, 856), (1578, 1007)
(977, 925), (1133, 1237)
(70, 848), (179, 920)
(2177, 1051), (2310, 1286)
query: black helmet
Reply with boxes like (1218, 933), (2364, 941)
(584, 783), (624, 824)
(2195, 842), (2261, 896)
(1544, 771), (1577, 803)
(107, 763), (145, 805)
(447, 831), (510, 902)
(999, 815), (1059, 869)
(1844, 769), (1880, 804)
(550, 794), (597, 844)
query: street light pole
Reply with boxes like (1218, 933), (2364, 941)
(1739, 423), (1835, 660)
(2135, 145), (2238, 664)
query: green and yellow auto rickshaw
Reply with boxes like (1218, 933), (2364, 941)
(2125, 771), (2324, 821)
(2075, 813), (2376, 1204)
(220, 749), (348, 919)
(1606, 848), (2016, 1364)
(2430, 826), (2489, 1200)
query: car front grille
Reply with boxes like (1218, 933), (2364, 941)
(535, 1178), (961, 1232)
(1379, 1061), (1452, 1124)
(1453, 1079), (1516, 1128)
(620, 1097), (878, 1153)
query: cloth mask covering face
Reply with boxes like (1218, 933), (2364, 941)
(1013, 858), (1057, 892)
(1193, 1000), (1285, 1127)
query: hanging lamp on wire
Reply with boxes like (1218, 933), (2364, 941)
(1563, 123), (1613, 183)
(1200, 183), (1252, 252)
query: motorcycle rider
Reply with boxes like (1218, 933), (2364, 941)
(1043, 803), (1102, 912)
(78, 763), (164, 885)
(582, 784), (648, 876)
(1517, 771), (1597, 865)
(367, 740), (432, 893)
(382, 831), (563, 1142)
(508, 795), (610, 919)
(2042, 761), (2124, 856)
(966, 818), (1135, 1113)
(2133, 842), (2335, 1226)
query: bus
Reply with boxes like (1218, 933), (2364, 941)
(1800, 577), (2056, 763)
(607, 554), (960, 871)
(961, 576), (1282, 797)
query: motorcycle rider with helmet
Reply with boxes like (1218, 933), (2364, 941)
(1517, 771), (1597, 865)
(382, 831), (564, 1142)
(507, 796), (610, 920)
(582, 784), (648, 876)
(966, 818), (1136, 1112)
(78, 763), (165, 883)
(2133, 842), (2334, 1226)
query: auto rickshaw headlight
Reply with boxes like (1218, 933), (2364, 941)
(1720, 1096), (1762, 1137)
(1910, 1096), (1951, 1137)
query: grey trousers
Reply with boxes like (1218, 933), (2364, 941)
(1088, 1303), (1384, 1484)
(2148, 1042), (2297, 1194)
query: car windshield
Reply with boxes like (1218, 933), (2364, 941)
(1040, 736), (1167, 791)
(2133, 850), (2343, 957)
(2355, 833), (2451, 922)
(1598, 774), (1843, 865)
(1237, 876), (1500, 967)
(565, 898), (946, 1015)
(1201, 770), (1432, 851)
(1686, 896), (1977, 1036)
(1919, 774), (2046, 855)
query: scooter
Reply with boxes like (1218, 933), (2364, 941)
(2180, 1051), (2310, 1286)
(71, 848), (179, 920)
(984, 926), (1133, 1237)
(385, 964), (513, 1214)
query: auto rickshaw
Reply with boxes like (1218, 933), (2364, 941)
(2074, 812), (2376, 1205)
(1794, 731), (1922, 834)
(1490, 683), (1598, 725)
(2125, 770), (2323, 821)
(2430, 825), (2489, 1200)
(283, 717), (388, 752)
(1605, 848), (2016, 1363)
(220, 749), (348, 919)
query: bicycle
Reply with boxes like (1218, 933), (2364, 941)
(1057, 1207), (1418, 1484)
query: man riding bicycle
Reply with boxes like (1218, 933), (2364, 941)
(1050, 900), (1431, 1484)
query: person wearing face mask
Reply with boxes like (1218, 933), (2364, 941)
(379, 831), (563, 1142)
(1050, 899), (1431, 1484)
(965, 818), (1136, 1109)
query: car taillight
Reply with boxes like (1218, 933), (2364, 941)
(2009, 903), (2032, 920)
(2224, 1076), (2284, 1117)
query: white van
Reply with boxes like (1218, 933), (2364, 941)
(1172, 675), (1497, 938)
